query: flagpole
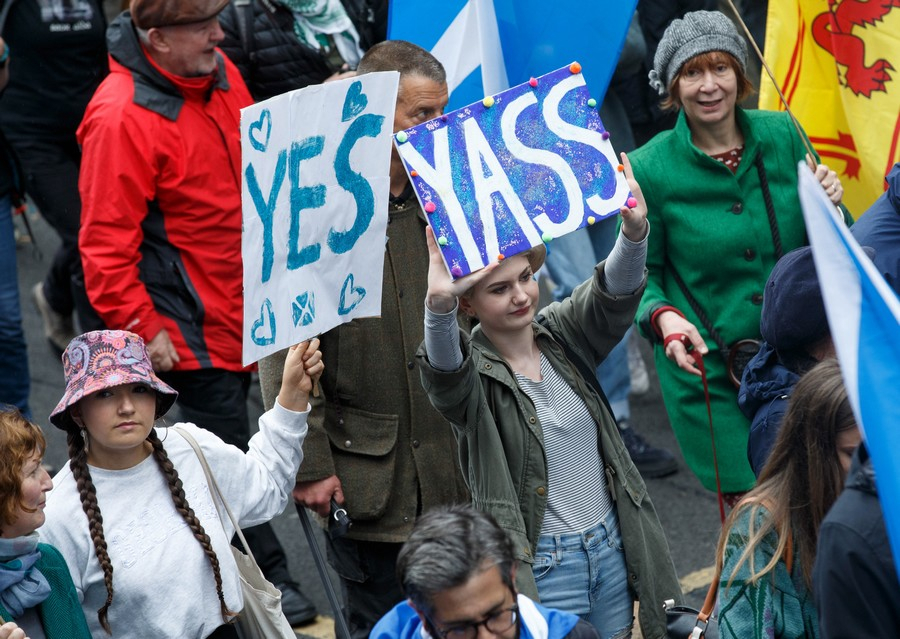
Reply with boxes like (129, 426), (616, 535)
(723, 0), (818, 163)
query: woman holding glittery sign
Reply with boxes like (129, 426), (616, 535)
(628, 10), (851, 505)
(417, 153), (681, 639)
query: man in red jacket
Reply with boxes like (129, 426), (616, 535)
(77, 0), (317, 626)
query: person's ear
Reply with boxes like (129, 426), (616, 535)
(458, 296), (476, 318)
(69, 406), (84, 429)
(146, 27), (170, 54)
(408, 599), (430, 628)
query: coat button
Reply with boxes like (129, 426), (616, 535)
(536, 486), (546, 496)
(412, 440), (420, 448)
(345, 440), (352, 447)
(407, 361), (414, 370)
(485, 363), (493, 370)
(630, 573), (638, 582)
(744, 248), (756, 261)
(398, 290), (404, 298)
(751, 293), (763, 305)
(731, 202), (743, 214)
(529, 416), (536, 424)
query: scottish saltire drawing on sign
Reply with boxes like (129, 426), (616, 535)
(394, 64), (630, 279)
(240, 71), (400, 365)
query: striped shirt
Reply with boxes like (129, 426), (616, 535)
(516, 354), (613, 535)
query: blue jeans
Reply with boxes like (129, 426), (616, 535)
(533, 511), (634, 639)
(0, 193), (31, 416)
(543, 215), (631, 422)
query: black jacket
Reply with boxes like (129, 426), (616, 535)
(813, 444), (900, 637)
(218, 0), (384, 101)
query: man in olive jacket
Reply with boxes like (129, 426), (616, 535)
(257, 41), (469, 639)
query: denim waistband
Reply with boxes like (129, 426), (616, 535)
(537, 509), (621, 552)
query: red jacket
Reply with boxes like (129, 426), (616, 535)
(78, 14), (253, 371)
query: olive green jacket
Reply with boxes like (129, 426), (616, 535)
(260, 196), (470, 542)
(417, 262), (682, 639)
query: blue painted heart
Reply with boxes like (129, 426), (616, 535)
(338, 273), (366, 315)
(341, 81), (369, 122)
(292, 291), (316, 327)
(251, 299), (277, 345)
(248, 109), (272, 153)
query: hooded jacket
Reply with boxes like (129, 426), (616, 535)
(77, 12), (253, 371)
(738, 341), (798, 476)
(813, 444), (900, 637)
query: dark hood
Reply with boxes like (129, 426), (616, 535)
(738, 340), (798, 420)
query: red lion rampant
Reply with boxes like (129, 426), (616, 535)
(812, 0), (900, 97)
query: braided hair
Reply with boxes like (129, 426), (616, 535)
(67, 426), (235, 634)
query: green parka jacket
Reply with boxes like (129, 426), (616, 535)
(417, 261), (682, 639)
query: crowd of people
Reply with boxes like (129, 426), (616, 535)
(1, 0), (899, 638)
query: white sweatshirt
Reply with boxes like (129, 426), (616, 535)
(42, 401), (308, 639)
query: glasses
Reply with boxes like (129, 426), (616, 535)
(429, 604), (519, 639)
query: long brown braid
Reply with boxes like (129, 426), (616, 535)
(67, 427), (235, 635)
(66, 429), (115, 634)
(146, 429), (235, 623)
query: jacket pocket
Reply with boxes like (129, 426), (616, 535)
(140, 257), (203, 324)
(326, 404), (399, 521)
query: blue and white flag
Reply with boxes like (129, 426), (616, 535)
(387, 0), (638, 109)
(798, 163), (900, 569)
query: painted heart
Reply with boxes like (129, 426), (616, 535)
(251, 299), (277, 346)
(338, 273), (366, 316)
(248, 109), (272, 153)
(341, 80), (368, 122)
(292, 291), (316, 327)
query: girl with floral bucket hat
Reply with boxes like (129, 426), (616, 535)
(40, 330), (322, 639)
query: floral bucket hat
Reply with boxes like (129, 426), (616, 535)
(50, 330), (178, 430)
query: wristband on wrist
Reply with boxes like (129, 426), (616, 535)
(0, 44), (9, 66)
(650, 305), (685, 339)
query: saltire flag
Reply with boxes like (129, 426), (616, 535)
(761, 1), (900, 215)
(387, 0), (638, 110)
(798, 162), (900, 569)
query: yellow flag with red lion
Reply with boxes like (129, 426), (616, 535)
(760, 0), (900, 215)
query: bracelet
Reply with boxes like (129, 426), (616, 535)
(0, 44), (8, 66)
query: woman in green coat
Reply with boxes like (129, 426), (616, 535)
(629, 10), (848, 497)
(0, 410), (91, 639)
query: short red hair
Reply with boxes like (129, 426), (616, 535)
(0, 409), (47, 533)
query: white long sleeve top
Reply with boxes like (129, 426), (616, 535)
(42, 401), (308, 639)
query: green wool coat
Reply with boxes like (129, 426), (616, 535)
(418, 263), (682, 639)
(260, 196), (470, 543)
(630, 107), (849, 493)
(0, 543), (91, 639)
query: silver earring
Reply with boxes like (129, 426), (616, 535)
(81, 428), (90, 453)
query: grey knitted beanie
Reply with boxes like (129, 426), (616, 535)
(649, 10), (748, 96)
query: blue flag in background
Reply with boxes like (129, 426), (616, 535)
(798, 163), (900, 571)
(387, 0), (638, 110)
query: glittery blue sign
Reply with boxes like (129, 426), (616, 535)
(394, 64), (630, 278)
